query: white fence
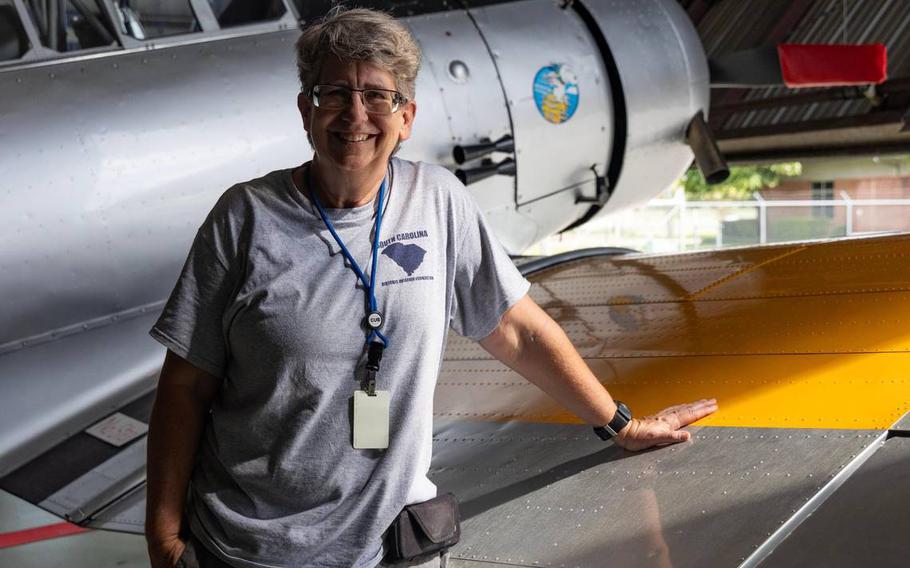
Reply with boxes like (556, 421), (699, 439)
(527, 191), (910, 256)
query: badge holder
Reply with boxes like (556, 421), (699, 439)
(353, 341), (389, 449)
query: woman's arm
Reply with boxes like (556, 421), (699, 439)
(145, 349), (221, 567)
(478, 295), (717, 451)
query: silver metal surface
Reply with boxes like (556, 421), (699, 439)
(472, 0), (611, 207)
(890, 410), (910, 433)
(755, 435), (910, 568)
(0, 1), (711, 471)
(0, 30), (304, 349)
(0, 311), (161, 476)
(583, 0), (710, 216)
(515, 178), (598, 247)
(0, 489), (60, 532)
(0, 532), (149, 568)
(403, 10), (519, 246)
(88, 483), (147, 534)
(432, 421), (880, 568)
(0, 491), (149, 568)
(739, 430), (889, 568)
(40, 437), (146, 523)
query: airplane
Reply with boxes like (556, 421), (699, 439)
(1, 0), (908, 566)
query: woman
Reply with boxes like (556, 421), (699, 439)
(145, 7), (716, 568)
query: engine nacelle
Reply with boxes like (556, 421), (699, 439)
(405, 0), (709, 252)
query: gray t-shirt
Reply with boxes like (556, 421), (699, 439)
(149, 158), (530, 568)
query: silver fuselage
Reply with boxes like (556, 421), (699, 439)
(0, 0), (706, 476)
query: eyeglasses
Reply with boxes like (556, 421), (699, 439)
(309, 84), (408, 115)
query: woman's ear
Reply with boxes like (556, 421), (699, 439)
(398, 99), (417, 142)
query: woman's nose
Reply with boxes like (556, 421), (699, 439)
(341, 92), (370, 122)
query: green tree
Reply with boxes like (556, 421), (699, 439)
(682, 162), (802, 200)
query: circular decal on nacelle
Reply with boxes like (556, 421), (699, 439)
(533, 64), (579, 124)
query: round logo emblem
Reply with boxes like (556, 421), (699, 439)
(532, 64), (579, 125)
(367, 311), (383, 330)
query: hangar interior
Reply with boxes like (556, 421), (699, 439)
(1, 1), (910, 567)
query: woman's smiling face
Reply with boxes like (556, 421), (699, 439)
(298, 57), (416, 174)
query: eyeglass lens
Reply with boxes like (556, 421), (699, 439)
(314, 85), (400, 114)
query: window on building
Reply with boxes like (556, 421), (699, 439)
(25, 0), (116, 52)
(0, 1), (31, 61)
(205, 0), (286, 28)
(112, 1), (200, 41)
(811, 181), (835, 218)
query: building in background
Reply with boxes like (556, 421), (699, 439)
(527, 155), (910, 256)
(761, 155), (910, 236)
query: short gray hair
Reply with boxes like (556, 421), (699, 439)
(295, 6), (422, 100)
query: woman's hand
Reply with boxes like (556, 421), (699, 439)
(614, 398), (718, 452)
(147, 535), (187, 568)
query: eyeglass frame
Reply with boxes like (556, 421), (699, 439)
(307, 84), (409, 115)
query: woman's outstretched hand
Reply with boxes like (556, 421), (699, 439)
(613, 398), (718, 452)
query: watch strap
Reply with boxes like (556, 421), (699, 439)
(593, 401), (632, 440)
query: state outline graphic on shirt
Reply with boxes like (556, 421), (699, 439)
(379, 228), (433, 283)
(382, 242), (426, 276)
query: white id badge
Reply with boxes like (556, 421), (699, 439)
(353, 390), (390, 449)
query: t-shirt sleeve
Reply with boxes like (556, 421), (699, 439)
(450, 189), (531, 340)
(148, 210), (236, 379)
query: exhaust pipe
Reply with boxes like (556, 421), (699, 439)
(687, 111), (729, 185)
(455, 158), (516, 186)
(453, 135), (514, 165)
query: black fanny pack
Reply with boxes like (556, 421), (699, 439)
(385, 493), (461, 562)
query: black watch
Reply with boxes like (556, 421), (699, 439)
(593, 401), (632, 440)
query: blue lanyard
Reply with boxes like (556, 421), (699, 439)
(309, 173), (390, 348)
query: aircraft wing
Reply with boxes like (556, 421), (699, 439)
(3, 234), (910, 566)
(432, 232), (910, 567)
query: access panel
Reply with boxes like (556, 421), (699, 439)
(404, 10), (515, 216)
(469, 0), (612, 206)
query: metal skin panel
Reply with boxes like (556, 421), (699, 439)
(448, 296), (910, 358)
(437, 234), (910, 430)
(470, 1), (612, 207)
(756, 435), (910, 568)
(0, 30), (307, 349)
(430, 421), (880, 568)
(891, 410), (910, 433)
(0, 487), (148, 568)
(403, 12), (515, 214)
(0, 24), (498, 353)
(39, 438), (146, 523)
(515, 178), (599, 245)
(429, 234), (910, 565)
(0, 312), (161, 476)
(86, 483), (147, 534)
(582, 0), (710, 216)
(436, 354), (910, 430)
